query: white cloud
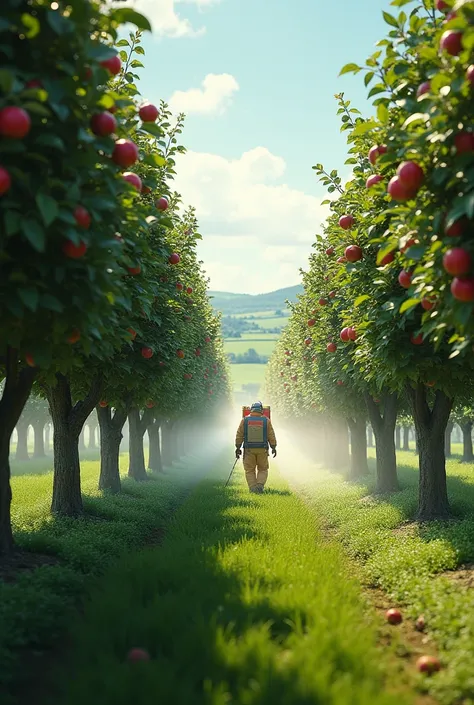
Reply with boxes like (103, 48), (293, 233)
(173, 147), (329, 294)
(123, 0), (220, 38)
(169, 74), (239, 116)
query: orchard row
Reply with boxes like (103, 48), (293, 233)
(267, 0), (474, 521)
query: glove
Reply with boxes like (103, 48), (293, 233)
(271, 447), (277, 458)
(235, 448), (242, 459)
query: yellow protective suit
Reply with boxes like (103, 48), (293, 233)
(235, 412), (277, 490)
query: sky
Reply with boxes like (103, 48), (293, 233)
(127, 0), (396, 294)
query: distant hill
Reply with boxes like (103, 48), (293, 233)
(209, 285), (303, 315)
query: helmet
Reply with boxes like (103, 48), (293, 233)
(250, 401), (263, 412)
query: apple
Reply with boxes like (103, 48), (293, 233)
(291, 375), (297, 382)
(386, 608), (403, 625)
(126, 648), (150, 663)
(337, 256), (347, 264)
(339, 214), (354, 230)
(366, 174), (383, 188)
(345, 245), (363, 262)
(451, 277), (474, 302)
(387, 175), (417, 202)
(436, 0), (449, 10)
(379, 250), (395, 266)
(400, 237), (417, 253)
(123, 172), (142, 192)
(112, 139), (139, 168)
(440, 30), (463, 56)
(308, 318), (316, 327)
(327, 342), (337, 353)
(195, 348), (201, 356)
(67, 328), (81, 344)
(25, 79), (43, 89)
(186, 286), (193, 295)
(397, 161), (424, 190)
(340, 328), (350, 342)
(99, 400), (108, 408)
(156, 196), (169, 211)
(168, 253), (180, 265)
(368, 144), (387, 165)
(416, 655), (441, 674)
(63, 239), (87, 259)
(454, 131), (474, 155)
(467, 65), (474, 86)
(205, 336), (211, 343)
(398, 270), (412, 288)
(443, 248), (471, 276)
(176, 349), (185, 359)
(127, 265), (141, 275)
(176, 282), (183, 291)
(0, 107), (31, 138)
(127, 328), (137, 339)
(348, 327), (357, 341)
(25, 353), (35, 367)
(445, 218), (465, 237)
(326, 247), (335, 256)
(304, 337), (312, 346)
(74, 205), (91, 229)
(90, 111), (116, 136)
(0, 166), (11, 195)
(141, 185), (152, 195)
(411, 333), (424, 345)
(426, 381), (435, 388)
(139, 103), (159, 122)
(319, 298), (328, 306)
(141, 347), (153, 359)
(421, 297), (436, 311)
(100, 55), (121, 75)
(417, 81), (431, 98)
(329, 291), (336, 298)
(337, 380), (344, 386)
(415, 615), (426, 632)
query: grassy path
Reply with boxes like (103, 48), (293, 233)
(43, 464), (406, 705)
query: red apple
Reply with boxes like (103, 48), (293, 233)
(112, 139), (139, 168)
(186, 286), (193, 295)
(127, 265), (141, 275)
(345, 245), (363, 263)
(443, 248), (471, 276)
(327, 342), (337, 353)
(386, 608), (403, 625)
(416, 655), (441, 674)
(337, 256), (347, 264)
(176, 282), (183, 291)
(340, 328), (350, 342)
(454, 131), (474, 155)
(397, 161), (424, 190)
(0, 166), (11, 195)
(426, 381), (435, 388)
(308, 318), (316, 327)
(304, 337), (312, 346)
(168, 253), (180, 265)
(451, 277), (474, 302)
(339, 214), (354, 230)
(400, 237), (417, 253)
(0, 107), (31, 138)
(141, 185), (152, 195)
(74, 205), (91, 229)
(366, 174), (383, 189)
(415, 615), (426, 631)
(329, 291), (336, 298)
(25, 353), (35, 367)
(398, 270), (412, 288)
(337, 380), (344, 386)
(100, 55), (121, 75)
(25, 79), (43, 89)
(445, 218), (465, 237)
(99, 400), (108, 408)
(63, 239), (87, 259)
(417, 81), (431, 98)
(205, 337), (211, 343)
(387, 175), (417, 202)
(123, 172), (142, 191)
(421, 297), (436, 311)
(319, 298), (328, 306)
(436, 0), (449, 10)
(440, 30), (463, 56)
(379, 250), (395, 266)
(368, 144), (387, 165)
(141, 347), (153, 359)
(67, 328), (81, 344)
(411, 333), (424, 345)
(176, 349), (185, 359)
(326, 247), (335, 256)
(195, 348), (201, 356)
(126, 648), (150, 663)
(156, 196), (169, 211)
(127, 328), (137, 339)
(139, 103), (159, 122)
(348, 327), (357, 341)
(90, 111), (116, 136)
(467, 65), (474, 86)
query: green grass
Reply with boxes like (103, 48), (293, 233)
(254, 316), (289, 329)
(283, 446), (474, 705)
(232, 311), (290, 319)
(44, 467), (404, 705)
(229, 363), (267, 389)
(224, 338), (277, 356)
(1, 451), (212, 704)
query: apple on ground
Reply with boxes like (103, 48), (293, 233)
(416, 655), (441, 674)
(415, 616), (426, 631)
(385, 608), (403, 625)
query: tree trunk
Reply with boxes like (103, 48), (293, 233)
(128, 408), (152, 481)
(47, 374), (102, 516)
(97, 405), (129, 493)
(15, 418), (30, 461)
(407, 384), (453, 520)
(395, 426), (401, 450)
(365, 393), (399, 493)
(33, 421), (46, 458)
(148, 420), (163, 473)
(45, 423), (51, 453)
(445, 421), (453, 458)
(347, 416), (369, 479)
(0, 349), (37, 555)
(461, 422), (474, 463)
(87, 422), (97, 450)
(403, 426), (410, 451)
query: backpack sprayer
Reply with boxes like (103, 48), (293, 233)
(224, 405), (271, 487)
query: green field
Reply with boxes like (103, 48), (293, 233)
(224, 338), (277, 356)
(229, 363), (267, 389)
(232, 310), (290, 319)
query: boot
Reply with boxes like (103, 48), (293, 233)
(255, 484), (264, 494)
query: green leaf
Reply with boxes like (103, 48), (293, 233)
(364, 71), (375, 87)
(116, 39), (130, 47)
(382, 11), (399, 27)
(40, 293), (64, 312)
(354, 295), (370, 307)
(4, 210), (21, 236)
(339, 63), (362, 76)
(0, 69), (13, 93)
(377, 102), (389, 123)
(399, 298), (420, 314)
(36, 193), (59, 226)
(139, 123), (163, 138)
(35, 133), (65, 151)
(352, 120), (379, 136)
(143, 153), (166, 168)
(22, 218), (45, 252)
(86, 41), (117, 61)
(109, 9), (152, 32)
(47, 10), (73, 35)
(18, 286), (39, 311)
(21, 13), (40, 38)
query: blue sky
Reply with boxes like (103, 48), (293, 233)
(130, 0), (396, 294)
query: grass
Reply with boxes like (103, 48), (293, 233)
(232, 311), (290, 319)
(42, 467), (405, 705)
(224, 338), (277, 356)
(1, 450), (214, 704)
(282, 445), (474, 705)
(229, 362), (267, 389)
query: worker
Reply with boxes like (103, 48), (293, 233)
(235, 401), (277, 494)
